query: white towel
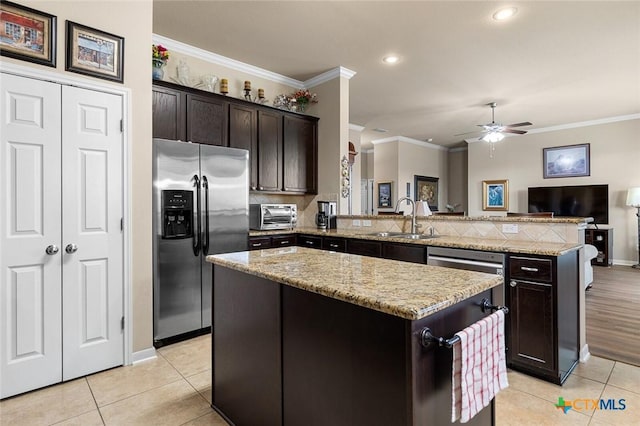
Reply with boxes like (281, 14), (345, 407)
(451, 310), (508, 423)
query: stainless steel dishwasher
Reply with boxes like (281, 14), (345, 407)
(427, 246), (505, 305)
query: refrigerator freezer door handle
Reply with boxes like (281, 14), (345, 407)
(202, 175), (210, 255)
(193, 174), (201, 256)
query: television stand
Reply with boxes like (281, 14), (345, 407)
(585, 228), (613, 266)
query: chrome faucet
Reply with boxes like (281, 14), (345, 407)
(395, 197), (419, 234)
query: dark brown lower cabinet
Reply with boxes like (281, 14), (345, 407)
(298, 234), (322, 249)
(347, 239), (382, 257)
(322, 237), (346, 252)
(212, 264), (496, 425)
(506, 252), (579, 384)
(383, 243), (427, 264)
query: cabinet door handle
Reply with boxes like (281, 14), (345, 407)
(252, 243), (261, 247)
(329, 244), (339, 248)
(258, 186), (264, 190)
(305, 241), (313, 245)
(510, 280), (517, 287)
(280, 240), (289, 245)
(520, 266), (539, 272)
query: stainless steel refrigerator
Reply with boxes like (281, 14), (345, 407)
(152, 138), (249, 344)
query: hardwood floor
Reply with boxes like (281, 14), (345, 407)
(586, 265), (640, 366)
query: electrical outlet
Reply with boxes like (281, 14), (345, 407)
(362, 220), (372, 227)
(502, 224), (519, 234)
(352, 219), (361, 227)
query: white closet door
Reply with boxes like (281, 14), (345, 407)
(0, 73), (62, 398)
(61, 86), (123, 380)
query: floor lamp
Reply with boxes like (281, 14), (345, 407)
(627, 187), (640, 269)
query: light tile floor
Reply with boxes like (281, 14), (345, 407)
(1, 334), (638, 425)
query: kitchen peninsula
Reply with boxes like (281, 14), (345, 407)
(207, 247), (504, 426)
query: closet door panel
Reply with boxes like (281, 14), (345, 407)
(61, 86), (124, 381)
(0, 73), (62, 399)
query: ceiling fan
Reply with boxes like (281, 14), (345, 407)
(457, 102), (532, 142)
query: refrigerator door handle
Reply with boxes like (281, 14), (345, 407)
(202, 175), (210, 255)
(193, 174), (201, 256)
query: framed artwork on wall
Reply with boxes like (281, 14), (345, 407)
(482, 179), (509, 211)
(377, 181), (392, 208)
(543, 143), (590, 178)
(66, 21), (124, 83)
(414, 175), (439, 211)
(0, 1), (56, 67)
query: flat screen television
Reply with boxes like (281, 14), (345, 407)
(527, 184), (609, 224)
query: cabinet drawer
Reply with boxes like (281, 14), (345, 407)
(298, 235), (322, 249)
(248, 237), (272, 250)
(323, 237), (346, 252)
(509, 257), (552, 283)
(272, 235), (296, 247)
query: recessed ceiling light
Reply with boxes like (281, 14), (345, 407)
(493, 7), (517, 21)
(373, 128), (388, 133)
(382, 55), (400, 64)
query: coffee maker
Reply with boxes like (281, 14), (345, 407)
(316, 201), (337, 230)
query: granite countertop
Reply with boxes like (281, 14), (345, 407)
(207, 247), (503, 321)
(250, 227), (582, 256)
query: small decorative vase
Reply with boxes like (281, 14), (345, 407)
(152, 59), (166, 80)
(297, 102), (307, 113)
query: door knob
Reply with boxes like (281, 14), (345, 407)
(510, 280), (517, 287)
(65, 244), (78, 254)
(45, 245), (59, 255)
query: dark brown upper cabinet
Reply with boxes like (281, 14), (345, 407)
(186, 93), (227, 146)
(229, 104), (258, 190)
(152, 80), (318, 194)
(152, 84), (185, 141)
(283, 115), (318, 194)
(257, 110), (283, 192)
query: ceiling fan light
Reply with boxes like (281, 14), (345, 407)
(482, 132), (505, 143)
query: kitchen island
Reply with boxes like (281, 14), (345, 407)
(207, 247), (504, 426)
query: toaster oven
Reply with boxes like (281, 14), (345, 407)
(249, 204), (297, 230)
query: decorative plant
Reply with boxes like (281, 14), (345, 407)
(290, 89), (318, 106)
(152, 44), (170, 63)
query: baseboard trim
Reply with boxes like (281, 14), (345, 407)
(580, 344), (591, 363)
(131, 347), (157, 365)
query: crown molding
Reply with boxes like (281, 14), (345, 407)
(304, 66), (357, 88)
(153, 34), (356, 90)
(465, 113), (640, 143)
(153, 34), (305, 89)
(371, 135), (447, 151)
(349, 123), (365, 132)
(449, 146), (468, 152)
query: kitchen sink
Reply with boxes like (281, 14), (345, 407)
(366, 231), (405, 237)
(395, 233), (439, 240)
(366, 232), (438, 239)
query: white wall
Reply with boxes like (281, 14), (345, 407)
(468, 119), (640, 264)
(372, 137), (448, 213)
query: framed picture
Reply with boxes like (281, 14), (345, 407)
(482, 179), (509, 211)
(0, 1), (56, 67)
(414, 175), (439, 211)
(377, 182), (393, 208)
(543, 143), (590, 178)
(66, 21), (124, 83)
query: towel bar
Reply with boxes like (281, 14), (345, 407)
(420, 299), (509, 349)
